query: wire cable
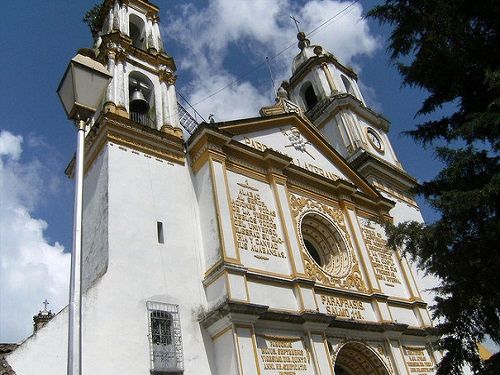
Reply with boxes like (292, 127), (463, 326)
(188, 0), (361, 107)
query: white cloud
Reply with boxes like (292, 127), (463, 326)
(0, 130), (69, 343)
(164, 0), (380, 121)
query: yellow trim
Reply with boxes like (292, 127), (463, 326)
(209, 156), (241, 264)
(212, 325), (233, 341)
(323, 333), (336, 374)
(342, 201), (379, 293)
(244, 273), (251, 302)
(223, 162), (242, 261)
(233, 325), (245, 375)
(250, 325), (262, 375)
(269, 174), (298, 275)
(204, 258), (224, 278)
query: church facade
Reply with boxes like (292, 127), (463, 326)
(6, 1), (439, 374)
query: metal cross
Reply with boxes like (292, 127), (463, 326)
(290, 15), (301, 33)
(43, 299), (49, 310)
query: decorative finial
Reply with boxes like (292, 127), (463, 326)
(43, 299), (50, 311)
(277, 86), (288, 100)
(208, 114), (215, 124)
(296, 32), (311, 51)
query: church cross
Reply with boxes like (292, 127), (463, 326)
(290, 15), (301, 33)
(43, 299), (49, 310)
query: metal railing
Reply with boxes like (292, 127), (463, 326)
(177, 102), (200, 135)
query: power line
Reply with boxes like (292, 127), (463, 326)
(188, 0), (360, 108)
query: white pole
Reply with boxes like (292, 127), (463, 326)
(67, 119), (85, 375)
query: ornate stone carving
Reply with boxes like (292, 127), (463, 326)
(159, 65), (176, 85)
(289, 193), (366, 292)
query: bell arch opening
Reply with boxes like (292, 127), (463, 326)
(333, 342), (390, 375)
(128, 71), (156, 128)
(301, 82), (318, 110)
(129, 14), (146, 49)
(299, 211), (352, 278)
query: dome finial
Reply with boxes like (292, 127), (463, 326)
(290, 15), (310, 50)
(297, 31), (310, 50)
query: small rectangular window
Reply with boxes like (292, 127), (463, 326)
(147, 302), (183, 373)
(157, 221), (164, 244)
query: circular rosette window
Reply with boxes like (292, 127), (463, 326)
(299, 211), (352, 278)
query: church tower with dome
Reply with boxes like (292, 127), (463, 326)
(5, 1), (439, 374)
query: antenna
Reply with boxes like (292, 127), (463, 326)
(266, 57), (276, 99)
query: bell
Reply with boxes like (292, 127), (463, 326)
(130, 86), (149, 114)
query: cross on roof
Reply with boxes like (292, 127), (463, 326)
(290, 15), (301, 33)
(43, 299), (49, 311)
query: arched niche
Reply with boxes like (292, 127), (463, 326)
(333, 342), (390, 375)
(128, 71), (156, 128)
(129, 14), (146, 49)
(301, 82), (318, 110)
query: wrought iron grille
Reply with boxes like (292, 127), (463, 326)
(147, 302), (183, 373)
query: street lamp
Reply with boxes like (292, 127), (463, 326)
(57, 51), (112, 375)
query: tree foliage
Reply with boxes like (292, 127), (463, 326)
(83, 2), (106, 37)
(367, 1), (500, 374)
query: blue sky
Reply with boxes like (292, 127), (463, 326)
(0, 0), (443, 343)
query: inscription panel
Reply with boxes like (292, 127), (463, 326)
(227, 172), (291, 275)
(403, 347), (435, 374)
(256, 335), (314, 375)
(316, 292), (377, 322)
(360, 218), (409, 298)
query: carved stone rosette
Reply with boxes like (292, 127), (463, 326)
(289, 193), (366, 292)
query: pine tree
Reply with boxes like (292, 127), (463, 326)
(367, 1), (500, 374)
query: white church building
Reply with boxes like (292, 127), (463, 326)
(6, 0), (440, 374)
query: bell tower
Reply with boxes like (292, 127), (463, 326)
(284, 32), (419, 212)
(90, 0), (182, 137)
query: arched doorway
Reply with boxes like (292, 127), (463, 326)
(333, 342), (390, 375)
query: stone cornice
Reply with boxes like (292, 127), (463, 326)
(98, 32), (176, 72)
(289, 54), (358, 90)
(349, 150), (418, 192)
(311, 93), (390, 132)
(200, 300), (436, 339)
(65, 112), (185, 177)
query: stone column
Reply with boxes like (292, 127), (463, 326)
(146, 16), (156, 53)
(167, 82), (179, 128)
(115, 50), (128, 118)
(120, 2), (128, 34)
(321, 63), (337, 95)
(153, 16), (163, 51)
(160, 80), (169, 126)
(104, 50), (117, 113)
(106, 6), (114, 34)
(112, 1), (120, 32)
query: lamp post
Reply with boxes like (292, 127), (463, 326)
(57, 52), (112, 375)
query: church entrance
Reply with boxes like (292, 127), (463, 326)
(333, 342), (390, 375)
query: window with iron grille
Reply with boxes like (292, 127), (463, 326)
(147, 302), (183, 373)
